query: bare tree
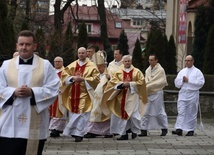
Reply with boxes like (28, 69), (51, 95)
(97, 0), (114, 62)
(8, 0), (18, 21)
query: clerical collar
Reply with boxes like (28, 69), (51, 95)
(125, 67), (131, 72)
(79, 60), (85, 66)
(19, 56), (33, 65)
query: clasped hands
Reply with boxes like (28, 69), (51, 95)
(14, 85), (32, 97)
(117, 82), (130, 89)
(72, 76), (84, 83)
(183, 76), (188, 83)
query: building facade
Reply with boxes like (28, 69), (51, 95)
(166, 0), (209, 71)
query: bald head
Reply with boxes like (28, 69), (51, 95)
(54, 56), (63, 69)
(185, 55), (194, 68)
(78, 47), (87, 61)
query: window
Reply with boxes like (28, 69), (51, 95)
(133, 19), (144, 26)
(78, 23), (92, 34)
(115, 22), (122, 28)
(86, 24), (92, 33)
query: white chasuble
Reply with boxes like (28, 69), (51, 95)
(89, 74), (110, 122)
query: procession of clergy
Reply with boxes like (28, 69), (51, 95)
(49, 45), (205, 142)
(49, 41), (204, 142)
(0, 30), (204, 155)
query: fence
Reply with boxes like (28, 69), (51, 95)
(163, 90), (214, 118)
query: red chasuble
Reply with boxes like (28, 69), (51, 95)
(121, 69), (133, 119)
(71, 62), (87, 113)
(49, 71), (62, 117)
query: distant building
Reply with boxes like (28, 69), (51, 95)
(120, 0), (166, 10)
(166, 0), (210, 71)
(49, 5), (139, 54)
(110, 7), (166, 51)
(18, 0), (50, 17)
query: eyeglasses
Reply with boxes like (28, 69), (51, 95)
(54, 61), (62, 63)
(185, 60), (192, 62)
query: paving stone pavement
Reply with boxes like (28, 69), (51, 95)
(43, 118), (214, 155)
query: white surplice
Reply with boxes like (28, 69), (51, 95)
(174, 65), (205, 131)
(107, 59), (123, 76)
(141, 90), (168, 130)
(0, 55), (60, 140)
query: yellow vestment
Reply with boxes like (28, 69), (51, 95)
(101, 65), (147, 120)
(145, 63), (168, 95)
(61, 58), (100, 113)
(50, 66), (67, 118)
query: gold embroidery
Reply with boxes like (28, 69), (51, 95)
(93, 109), (100, 117)
(43, 95), (49, 100)
(75, 68), (83, 77)
(124, 75), (131, 82)
(94, 94), (100, 101)
(29, 129), (40, 139)
(18, 114), (28, 123)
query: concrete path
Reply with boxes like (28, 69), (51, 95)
(43, 118), (214, 155)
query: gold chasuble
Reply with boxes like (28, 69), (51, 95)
(101, 65), (147, 120)
(61, 58), (100, 114)
(50, 66), (65, 118)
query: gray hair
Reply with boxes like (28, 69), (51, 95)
(122, 55), (132, 61)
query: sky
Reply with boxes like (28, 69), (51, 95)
(49, 0), (120, 14)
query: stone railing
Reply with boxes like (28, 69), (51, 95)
(164, 90), (214, 118)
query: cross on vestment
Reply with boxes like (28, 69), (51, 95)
(18, 114), (28, 123)
(94, 94), (101, 101)
(124, 74), (131, 82)
(75, 68), (83, 77)
(92, 109), (101, 117)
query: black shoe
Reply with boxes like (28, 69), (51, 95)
(113, 133), (119, 136)
(126, 129), (132, 133)
(117, 134), (128, 140)
(186, 131), (194, 136)
(138, 130), (147, 137)
(160, 129), (168, 136)
(172, 129), (183, 136)
(75, 136), (83, 142)
(58, 130), (63, 134)
(104, 135), (113, 138)
(132, 133), (137, 139)
(84, 133), (97, 138)
(50, 129), (60, 137)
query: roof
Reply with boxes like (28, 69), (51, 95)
(187, 0), (210, 12)
(110, 8), (166, 21)
(62, 5), (133, 39)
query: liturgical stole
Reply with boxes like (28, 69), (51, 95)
(49, 71), (62, 117)
(121, 69), (133, 119)
(70, 62), (87, 113)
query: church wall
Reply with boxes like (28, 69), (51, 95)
(186, 12), (196, 37)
